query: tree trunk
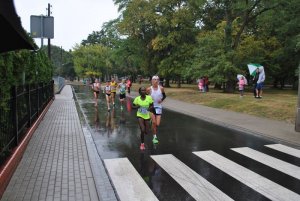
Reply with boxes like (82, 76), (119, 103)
(177, 77), (181, 88)
(165, 78), (171, 88)
(224, 0), (233, 52)
(224, 80), (236, 93)
(280, 79), (285, 89)
(214, 83), (222, 90)
(273, 78), (278, 88)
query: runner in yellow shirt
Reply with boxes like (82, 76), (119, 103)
(110, 77), (118, 107)
(133, 86), (154, 150)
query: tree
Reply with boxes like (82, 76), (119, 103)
(72, 44), (111, 80)
(189, 0), (287, 92)
(114, 0), (200, 86)
(41, 45), (73, 76)
(81, 19), (122, 48)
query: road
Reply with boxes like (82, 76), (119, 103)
(74, 85), (300, 201)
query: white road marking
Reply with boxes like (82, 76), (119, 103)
(194, 150), (300, 201)
(151, 154), (233, 201)
(231, 147), (300, 180)
(265, 144), (300, 158)
(104, 158), (158, 201)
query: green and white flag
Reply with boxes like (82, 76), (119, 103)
(247, 63), (263, 76)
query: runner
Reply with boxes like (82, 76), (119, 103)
(118, 79), (127, 110)
(133, 86), (154, 150)
(147, 75), (166, 144)
(92, 78), (101, 106)
(126, 78), (132, 94)
(110, 77), (118, 107)
(103, 80), (112, 111)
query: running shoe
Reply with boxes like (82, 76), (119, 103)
(152, 137), (159, 144)
(140, 143), (145, 150)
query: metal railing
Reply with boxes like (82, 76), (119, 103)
(52, 76), (65, 94)
(0, 81), (54, 167)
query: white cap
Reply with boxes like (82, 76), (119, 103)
(152, 75), (159, 80)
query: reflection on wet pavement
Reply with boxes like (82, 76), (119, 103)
(73, 85), (300, 201)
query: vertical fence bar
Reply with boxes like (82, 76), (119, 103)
(52, 80), (55, 99)
(11, 86), (18, 146)
(1, 81), (55, 168)
(36, 83), (39, 116)
(27, 84), (31, 127)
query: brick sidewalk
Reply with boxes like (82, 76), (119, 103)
(1, 85), (99, 201)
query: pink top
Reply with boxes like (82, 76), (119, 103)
(198, 79), (204, 86)
(238, 79), (245, 88)
(126, 80), (131, 87)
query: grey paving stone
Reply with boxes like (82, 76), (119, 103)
(1, 86), (101, 201)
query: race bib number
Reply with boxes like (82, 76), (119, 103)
(120, 87), (126, 94)
(139, 107), (148, 114)
(155, 107), (162, 115)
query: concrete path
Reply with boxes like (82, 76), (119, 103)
(1, 85), (99, 201)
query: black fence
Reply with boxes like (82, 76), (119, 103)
(0, 81), (54, 167)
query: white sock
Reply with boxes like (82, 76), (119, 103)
(153, 134), (157, 138)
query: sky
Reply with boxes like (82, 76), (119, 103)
(14, 0), (120, 51)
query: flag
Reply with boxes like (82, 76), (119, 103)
(247, 63), (263, 76)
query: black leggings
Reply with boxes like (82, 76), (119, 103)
(138, 117), (150, 143)
(253, 84), (257, 96)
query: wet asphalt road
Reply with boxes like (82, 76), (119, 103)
(73, 85), (300, 201)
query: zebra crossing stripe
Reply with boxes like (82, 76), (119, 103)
(104, 158), (158, 201)
(231, 147), (300, 180)
(151, 154), (233, 201)
(265, 144), (300, 158)
(193, 150), (300, 201)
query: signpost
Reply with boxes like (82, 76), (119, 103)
(30, 3), (53, 59)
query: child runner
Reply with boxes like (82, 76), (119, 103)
(133, 86), (154, 150)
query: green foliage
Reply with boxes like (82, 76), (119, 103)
(0, 49), (53, 110)
(82, 19), (122, 48)
(72, 44), (111, 79)
(41, 45), (74, 77)
(0, 50), (52, 86)
(77, 0), (299, 90)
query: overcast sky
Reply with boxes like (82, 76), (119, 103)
(14, 0), (119, 51)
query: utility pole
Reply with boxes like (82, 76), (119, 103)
(46, 3), (52, 60)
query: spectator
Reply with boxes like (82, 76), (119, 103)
(253, 68), (259, 97)
(256, 67), (265, 98)
(204, 76), (209, 92)
(238, 76), (247, 97)
(198, 77), (204, 92)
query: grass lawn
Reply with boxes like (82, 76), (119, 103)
(132, 82), (298, 124)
